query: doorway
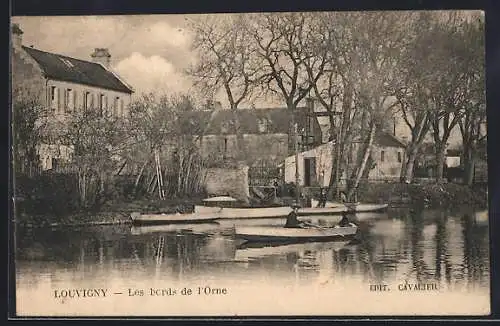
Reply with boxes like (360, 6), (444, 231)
(304, 157), (317, 187)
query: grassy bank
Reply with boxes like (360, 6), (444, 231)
(356, 182), (488, 209)
(15, 196), (204, 228)
(15, 182), (488, 228)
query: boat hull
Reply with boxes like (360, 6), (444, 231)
(194, 205), (293, 219)
(130, 212), (218, 226)
(195, 203), (388, 219)
(235, 224), (358, 243)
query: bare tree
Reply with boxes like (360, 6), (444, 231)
(127, 93), (207, 197)
(249, 12), (328, 149)
(341, 12), (409, 198)
(62, 107), (128, 208)
(186, 14), (260, 161)
(457, 14), (486, 185)
(426, 12), (481, 182)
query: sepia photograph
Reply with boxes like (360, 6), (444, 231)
(10, 10), (489, 317)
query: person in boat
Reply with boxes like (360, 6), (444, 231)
(285, 204), (318, 228)
(285, 205), (302, 228)
(317, 187), (327, 208)
(338, 212), (351, 227)
(340, 191), (348, 203)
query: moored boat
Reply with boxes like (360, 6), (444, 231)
(194, 203), (388, 219)
(130, 212), (219, 225)
(194, 205), (293, 219)
(299, 203), (388, 215)
(235, 223), (358, 243)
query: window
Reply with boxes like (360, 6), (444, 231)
(381, 150), (385, 162)
(397, 152), (402, 163)
(84, 91), (92, 110)
(257, 118), (269, 133)
(220, 122), (229, 134)
(65, 89), (74, 112)
(102, 94), (107, 113)
(50, 86), (58, 112)
(224, 138), (228, 152)
(98, 94), (106, 115)
(114, 97), (120, 116)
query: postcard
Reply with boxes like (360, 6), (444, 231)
(11, 10), (489, 317)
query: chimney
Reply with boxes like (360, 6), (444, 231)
(91, 48), (111, 68)
(11, 23), (23, 48)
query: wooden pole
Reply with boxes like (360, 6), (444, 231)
(294, 122), (300, 205)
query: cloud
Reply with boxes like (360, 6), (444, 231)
(114, 52), (193, 96)
(11, 16), (193, 68)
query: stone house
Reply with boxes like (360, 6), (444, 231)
(283, 130), (407, 187)
(11, 24), (134, 171)
(179, 105), (323, 168)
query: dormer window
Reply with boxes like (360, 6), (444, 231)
(220, 122), (229, 134)
(59, 57), (74, 68)
(257, 118), (270, 133)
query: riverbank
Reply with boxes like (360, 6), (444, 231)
(15, 182), (488, 228)
(357, 182), (488, 209)
(15, 197), (202, 228)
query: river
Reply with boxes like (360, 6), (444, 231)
(14, 208), (490, 317)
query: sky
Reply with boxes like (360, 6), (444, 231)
(11, 13), (478, 147)
(11, 15), (200, 98)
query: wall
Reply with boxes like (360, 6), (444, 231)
(200, 133), (289, 167)
(11, 45), (46, 104)
(284, 141), (336, 187)
(46, 79), (132, 118)
(369, 146), (405, 180)
(202, 165), (250, 202)
(13, 46), (133, 171)
(284, 141), (405, 186)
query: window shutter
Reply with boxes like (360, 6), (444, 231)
(82, 91), (86, 111)
(63, 89), (68, 114)
(55, 87), (60, 114)
(73, 92), (77, 113)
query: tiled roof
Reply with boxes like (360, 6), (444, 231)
(375, 131), (407, 148)
(180, 107), (315, 135)
(22, 46), (133, 93)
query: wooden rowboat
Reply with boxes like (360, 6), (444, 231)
(194, 205), (293, 219)
(130, 212), (218, 225)
(235, 223), (358, 243)
(194, 203), (388, 219)
(298, 203), (388, 216)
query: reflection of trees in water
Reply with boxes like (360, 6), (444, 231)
(16, 213), (491, 288)
(461, 213), (489, 288)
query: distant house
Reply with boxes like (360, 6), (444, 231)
(283, 130), (407, 187)
(180, 105), (323, 168)
(11, 24), (134, 171)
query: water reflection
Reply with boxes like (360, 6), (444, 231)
(16, 208), (489, 292)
